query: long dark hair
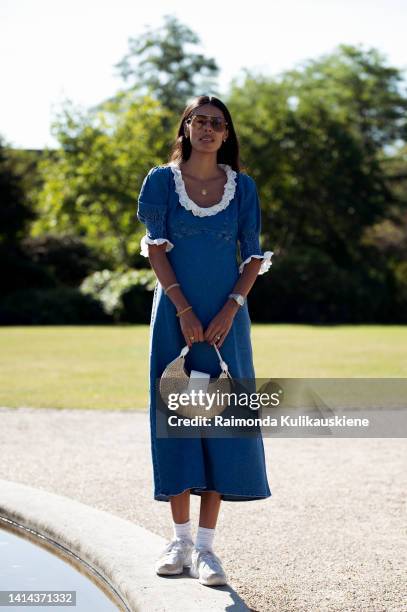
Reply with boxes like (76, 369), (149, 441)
(166, 95), (242, 172)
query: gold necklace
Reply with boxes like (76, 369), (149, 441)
(180, 164), (221, 196)
(199, 181), (217, 195)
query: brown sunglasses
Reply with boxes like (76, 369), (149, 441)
(185, 114), (228, 132)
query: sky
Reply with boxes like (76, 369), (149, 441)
(1, 0), (407, 149)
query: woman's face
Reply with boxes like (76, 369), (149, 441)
(184, 104), (229, 154)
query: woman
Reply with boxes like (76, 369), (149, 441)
(137, 95), (273, 587)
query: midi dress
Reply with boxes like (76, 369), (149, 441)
(137, 162), (273, 502)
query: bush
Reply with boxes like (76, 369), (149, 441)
(0, 287), (111, 325)
(392, 261), (407, 323)
(0, 244), (58, 296)
(249, 246), (392, 323)
(21, 233), (109, 287)
(80, 268), (156, 322)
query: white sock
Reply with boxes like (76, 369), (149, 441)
(195, 526), (215, 551)
(173, 519), (192, 542)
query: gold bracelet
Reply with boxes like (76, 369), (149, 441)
(176, 305), (192, 318)
(164, 282), (180, 295)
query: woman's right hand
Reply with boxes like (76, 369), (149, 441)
(179, 309), (204, 348)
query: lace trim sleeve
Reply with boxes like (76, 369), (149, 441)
(239, 251), (273, 274)
(140, 236), (174, 258)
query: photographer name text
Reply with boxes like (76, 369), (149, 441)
(168, 415), (370, 428)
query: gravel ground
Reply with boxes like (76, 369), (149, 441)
(0, 406), (406, 612)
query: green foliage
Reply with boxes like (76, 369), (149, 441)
(34, 94), (173, 267)
(79, 268), (156, 322)
(4, 146), (47, 219)
(21, 234), (109, 287)
(0, 244), (57, 297)
(0, 287), (109, 325)
(225, 44), (407, 322)
(250, 246), (393, 323)
(4, 32), (407, 324)
(393, 261), (407, 320)
(114, 14), (219, 113)
(284, 45), (407, 150)
(227, 44), (406, 255)
(0, 140), (36, 246)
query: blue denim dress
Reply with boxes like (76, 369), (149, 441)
(137, 163), (273, 502)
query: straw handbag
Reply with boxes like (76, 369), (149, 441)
(159, 342), (234, 419)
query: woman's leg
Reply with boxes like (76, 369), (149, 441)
(198, 491), (221, 528)
(155, 490), (193, 574)
(194, 492), (223, 557)
(169, 489), (221, 527)
(169, 489), (191, 523)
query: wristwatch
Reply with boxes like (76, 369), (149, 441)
(228, 293), (245, 307)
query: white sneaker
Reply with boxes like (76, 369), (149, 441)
(155, 538), (194, 575)
(189, 547), (228, 586)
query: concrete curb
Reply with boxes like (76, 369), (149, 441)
(0, 479), (249, 611)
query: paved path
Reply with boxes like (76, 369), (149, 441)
(0, 407), (405, 612)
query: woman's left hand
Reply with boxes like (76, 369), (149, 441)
(204, 301), (239, 348)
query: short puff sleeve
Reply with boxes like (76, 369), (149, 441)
(137, 166), (174, 257)
(238, 174), (273, 275)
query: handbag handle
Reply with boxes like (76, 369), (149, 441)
(179, 342), (230, 375)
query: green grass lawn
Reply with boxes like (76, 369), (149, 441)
(0, 325), (405, 410)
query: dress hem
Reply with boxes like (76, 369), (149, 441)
(154, 485), (272, 503)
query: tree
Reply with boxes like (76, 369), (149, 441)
(227, 44), (407, 265)
(113, 14), (219, 113)
(225, 44), (407, 321)
(0, 137), (35, 246)
(284, 44), (407, 154)
(34, 94), (171, 267)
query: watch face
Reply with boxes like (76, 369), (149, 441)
(237, 295), (244, 306)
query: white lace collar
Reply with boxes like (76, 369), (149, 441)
(169, 162), (237, 217)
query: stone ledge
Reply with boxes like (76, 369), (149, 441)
(0, 479), (248, 611)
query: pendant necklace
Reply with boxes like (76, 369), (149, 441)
(180, 165), (215, 196)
